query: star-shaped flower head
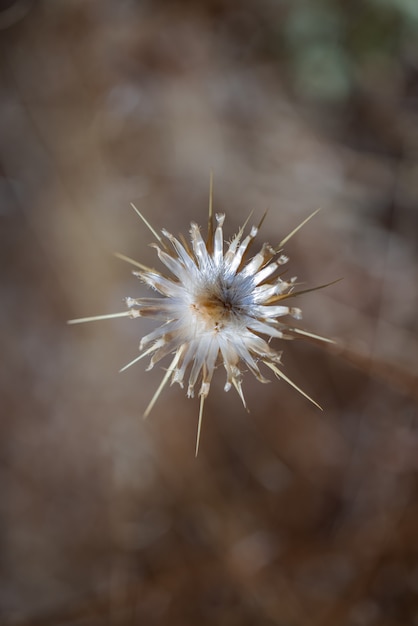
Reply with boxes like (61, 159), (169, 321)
(69, 179), (333, 454)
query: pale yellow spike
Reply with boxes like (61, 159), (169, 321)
(291, 328), (336, 344)
(208, 171), (214, 224)
(195, 394), (205, 457)
(232, 378), (247, 410)
(257, 209), (268, 231)
(119, 345), (156, 373)
(267, 278), (343, 303)
(114, 252), (154, 273)
(67, 311), (132, 325)
(278, 208), (321, 249)
(263, 361), (322, 410)
(227, 211), (255, 254)
(206, 171), (215, 252)
(143, 351), (182, 419)
(130, 203), (167, 250)
(241, 210), (255, 233)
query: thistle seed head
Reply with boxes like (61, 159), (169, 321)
(69, 186), (333, 454)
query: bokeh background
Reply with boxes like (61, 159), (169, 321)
(1, 1), (418, 624)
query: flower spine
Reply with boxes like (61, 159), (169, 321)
(69, 180), (333, 454)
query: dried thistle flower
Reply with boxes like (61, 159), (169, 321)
(69, 179), (333, 454)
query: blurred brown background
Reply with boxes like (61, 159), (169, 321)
(1, 1), (418, 624)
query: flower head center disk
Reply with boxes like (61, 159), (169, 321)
(192, 287), (237, 331)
